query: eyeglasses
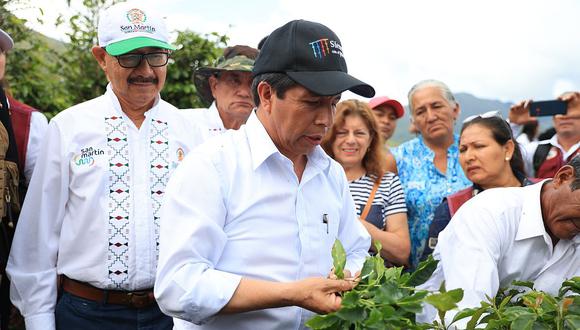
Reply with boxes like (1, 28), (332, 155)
(462, 110), (502, 124)
(114, 52), (170, 69)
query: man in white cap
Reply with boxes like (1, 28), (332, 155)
(6, 3), (196, 329)
(155, 19), (374, 330)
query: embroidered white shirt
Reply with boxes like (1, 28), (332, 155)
(7, 85), (198, 330)
(417, 182), (580, 327)
(154, 112), (371, 330)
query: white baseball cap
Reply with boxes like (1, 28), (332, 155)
(97, 2), (175, 56)
(0, 28), (14, 52)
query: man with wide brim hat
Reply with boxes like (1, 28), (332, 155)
(6, 2), (197, 330)
(156, 19), (373, 329)
(185, 45), (258, 142)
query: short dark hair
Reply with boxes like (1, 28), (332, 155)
(569, 155), (580, 191)
(460, 116), (526, 178)
(251, 72), (298, 106)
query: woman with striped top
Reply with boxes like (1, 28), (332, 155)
(322, 100), (410, 266)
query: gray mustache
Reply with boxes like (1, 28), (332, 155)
(128, 76), (158, 84)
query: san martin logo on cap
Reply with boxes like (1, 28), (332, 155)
(253, 20), (374, 98)
(126, 8), (147, 24)
(98, 2), (175, 56)
(309, 38), (343, 59)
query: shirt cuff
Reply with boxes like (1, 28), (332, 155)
(182, 269), (242, 325)
(25, 313), (55, 330)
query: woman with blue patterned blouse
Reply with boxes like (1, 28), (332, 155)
(322, 100), (410, 266)
(392, 80), (471, 268)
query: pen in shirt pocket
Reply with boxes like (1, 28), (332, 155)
(322, 213), (329, 234)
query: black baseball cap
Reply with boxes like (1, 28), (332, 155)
(252, 20), (375, 98)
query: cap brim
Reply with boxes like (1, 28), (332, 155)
(105, 36), (176, 56)
(371, 98), (405, 118)
(287, 71), (375, 98)
(0, 29), (14, 52)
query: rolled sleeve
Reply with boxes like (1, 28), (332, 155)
(155, 152), (241, 324)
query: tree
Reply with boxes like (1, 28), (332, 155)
(56, 0), (118, 106)
(162, 30), (227, 109)
(1, 0), (70, 116)
(2, 0), (228, 116)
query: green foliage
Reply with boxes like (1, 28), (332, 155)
(307, 240), (443, 330)
(161, 30), (227, 109)
(1, 0), (227, 118)
(1, 0), (70, 115)
(56, 0), (118, 110)
(308, 241), (580, 330)
(445, 276), (580, 330)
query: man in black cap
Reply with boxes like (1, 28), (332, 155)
(155, 20), (375, 329)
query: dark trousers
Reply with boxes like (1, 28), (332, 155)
(55, 291), (173, 330)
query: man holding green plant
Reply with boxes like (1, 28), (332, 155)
(155, 19), (373, 330)
(418, 155), (580, 326)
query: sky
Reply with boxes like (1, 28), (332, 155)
(8, 0), (580, 105)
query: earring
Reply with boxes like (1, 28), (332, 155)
(505, 156), (510, 161)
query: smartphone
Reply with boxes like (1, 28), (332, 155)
(529, 100), (567, 117)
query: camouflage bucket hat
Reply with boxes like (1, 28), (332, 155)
(194, 55), (256, 107)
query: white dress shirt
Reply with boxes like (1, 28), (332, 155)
(23, 111), (49, 184)
(7, 85), (199, 330)
(181, 102), (225, 142)
(418, 182), (580, 326)
(155, 112), (371, 330)
(521, 135), (580, 176)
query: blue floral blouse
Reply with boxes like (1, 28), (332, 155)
(392, 135), (471, 268)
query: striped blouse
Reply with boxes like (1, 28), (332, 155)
(349, 172), (407, 230)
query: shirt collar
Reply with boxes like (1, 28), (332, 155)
(209, 102), (226, 130)
(245, 111), (331, 172)
(515, 180), (552, 242)
(245, 111), (280, 170)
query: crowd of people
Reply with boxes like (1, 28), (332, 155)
(0, 2), (578, 330)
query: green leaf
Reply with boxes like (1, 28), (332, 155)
(364, 308), (383, 326)
(360, 257), (376, 283)
(424, 288), (464, 313)
(564, 315), (580, 330)
(404, 255), (438, 287)
(341, 290), (360, 307)
(559, 276), (580, 297)
(466, 307), (487, 330)
(451, 307), (477, 324)
(502, 306), (534, 321)
(335, 305), (366, 322)
(511, 280), (535, 290)
(305, 314), (340, 329)
(510, 314), (537, 329)
(332, 239), (346, 280)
